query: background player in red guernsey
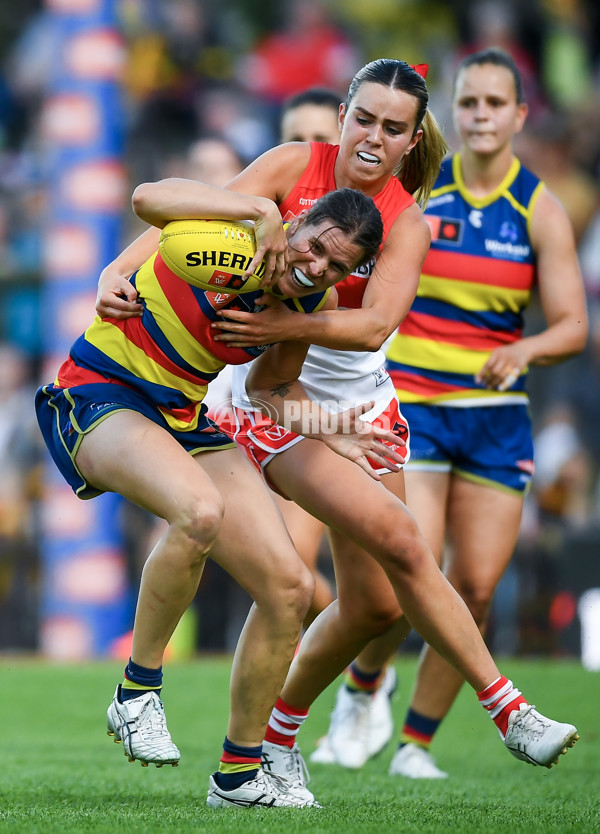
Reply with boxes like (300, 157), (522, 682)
(314, 48), (588, 779)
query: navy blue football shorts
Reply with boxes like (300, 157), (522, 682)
(400, 402), (534, 495)
(35, 382), (236, 499)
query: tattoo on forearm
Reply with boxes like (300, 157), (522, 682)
(271, 382), (292, 398)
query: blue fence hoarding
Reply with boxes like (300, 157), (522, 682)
(39, 0), (132, 658)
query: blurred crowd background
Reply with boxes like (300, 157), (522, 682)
(0, 0), (599, 663)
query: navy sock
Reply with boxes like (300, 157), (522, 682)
(119, 658), (162, 702)
(214, 737), (261, 790)
(399, 707), (442, 749)
(345, 661), (382, 694)
(213, 770), (259, 790)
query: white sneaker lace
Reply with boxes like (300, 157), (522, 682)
(258, 770), (294, 796)
(138, 699), (171, 742)
(284, 745), (310, 787)
(512, 705), (549, 740)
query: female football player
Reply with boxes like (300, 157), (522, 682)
(97, 59), (579, 806)
(36, 187), (389, 809)
(316, 46), (588, 778)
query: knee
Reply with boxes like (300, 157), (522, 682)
(338, 595), (402, 639)
(284, 562), (316, 623)
(376, 516), (429, 578)
(264, 562), (315, 625)
(455, 582), (494, 627)
(170, 493), (225, 561)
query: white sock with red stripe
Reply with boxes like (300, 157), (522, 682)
(264, 697), (309, 748)
(477, 675), (528, 738)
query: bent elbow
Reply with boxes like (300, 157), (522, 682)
(131, 181), (170, 227)
(362, 322), (395, 352)
(361, 336), (384, 352)
(245, 380), (261, 400)
(244, 373), (266, 403)
(131, 182), (154, 220)
(557, 332), (588, 364)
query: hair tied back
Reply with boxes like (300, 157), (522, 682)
(411, 64), (429, 79)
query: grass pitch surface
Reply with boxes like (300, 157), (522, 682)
(2, 657), (597, 833)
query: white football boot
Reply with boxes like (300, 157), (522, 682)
(327, 687), (371, 768)
(389, 742), (448, 779)
(503, 704), (578, 767)
(367, 665), (397, 757)
(207, 769), (319, 809)
(309, 734), (336, 765)
(310, 666), (398, 766)
(106, 685), (180, 767)
(261, 741), (318, 804)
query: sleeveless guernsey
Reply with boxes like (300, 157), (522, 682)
(387, 153), (543, 407)
(233, 142), (414, 417)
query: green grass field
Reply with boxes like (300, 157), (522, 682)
(2, 656), (598, 833)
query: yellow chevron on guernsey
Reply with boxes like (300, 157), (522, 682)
(388, 332), (504, 377)
(418, 273), (531, 314)
(84, 321), (220, 393)
(132, 253), (227, 373)
(82, 324), (213, 431)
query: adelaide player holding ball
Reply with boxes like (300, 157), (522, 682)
(35, 185), (393, 809)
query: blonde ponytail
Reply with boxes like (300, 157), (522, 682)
(396, 110), (448, 207)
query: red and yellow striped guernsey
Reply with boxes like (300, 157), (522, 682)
(387, 153), (543, 406)
(55, 249), (331, 434)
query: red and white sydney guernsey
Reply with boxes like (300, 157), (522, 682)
(232, 142), (414, 425)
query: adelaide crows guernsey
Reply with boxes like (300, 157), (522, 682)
(387, 153), (543, 406)
(55, 249), (330, 433)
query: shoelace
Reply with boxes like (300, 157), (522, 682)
(513, 705), (548, 740)
(258, 770), (293, 795)
(256, 771), (317, 806)
(139, 699), (171, 742)
(285, 746), (310, 786)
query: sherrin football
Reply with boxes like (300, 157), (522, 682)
(158, 219), (266, 294)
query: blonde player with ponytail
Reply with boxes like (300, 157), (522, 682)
(98, 59), (579, 807)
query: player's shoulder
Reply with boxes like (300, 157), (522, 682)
(388, 199), (430, 241)
(508, 157), (543, 206)
(249, 142), (313, 191)
(530, 181), (571, 232)
(263, 141), (313, 167)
